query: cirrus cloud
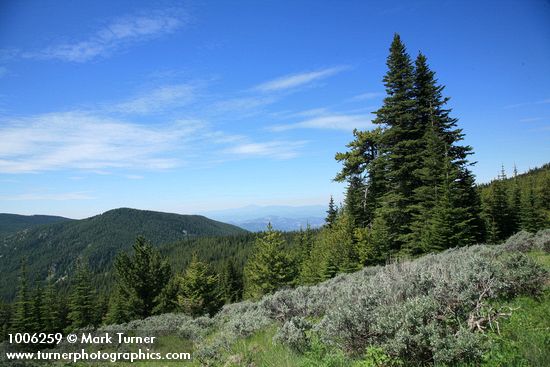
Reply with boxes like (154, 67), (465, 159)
(24, 10), (187, 62)
(270, 113), (373, 132)
(254, 66), (349, 92)
(0, 112), (203, 173)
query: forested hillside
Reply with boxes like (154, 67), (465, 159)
(480, 163), (550, 243)
(6, 230), (546, 367)
(0, 214), (72, 237)
(0, 208), (246, 300)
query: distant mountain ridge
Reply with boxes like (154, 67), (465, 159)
(0, 213), (73, 236)
(202, 204), (327, 231)
(202, 204), (327, 221)
(231, 216), (325, 232)
(0, 207), (247, 301)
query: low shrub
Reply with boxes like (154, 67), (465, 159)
(273, 316), (313, 352)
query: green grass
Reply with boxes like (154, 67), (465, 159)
(478, 290), (550, 367)
(220, 327), (359, 367)
(474, 251), (550, 367)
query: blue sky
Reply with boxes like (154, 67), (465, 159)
(0, 0), (549, 218)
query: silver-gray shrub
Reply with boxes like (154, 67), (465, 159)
(501, 228), (550, 253)
(533, 228), (550, 252)
(100, 230), (545, 365)
(273, 316), (313, 352)
(316, 244), (546, 365)
(221, 303), (271, 338)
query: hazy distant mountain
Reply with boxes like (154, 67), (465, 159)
(232, 216), (325, 232)
(201, 205), (327, 232)
(203, 204), (326, 222)
(0, 208), (246, 301)
(0, 213), (73, 236)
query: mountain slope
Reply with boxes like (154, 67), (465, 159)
(0, 213), (73, 236)
(0, 208), (247, 301)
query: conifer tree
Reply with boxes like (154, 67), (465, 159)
(12, 261), (32, 333)
(453, 167), (486, 244)
(41, 274), (61, 333)
(422, 156), (476, 251)
(298, 226), (325, 285)
(323, 210), (359, 274)
(105, 287), (133, 325)
(509, 165), (522, 233)
(371, 34), (418, 250)
(335, 127), (385, 226)
(151, 277), (180, 315)
(108, 236), (172, 322)
(521, 179), (542, 232)
(244, 224), (296, 299)
(176, 255), (222, 316)
(484, 168), (512, 243)
(68, 261), (97, 329)
(325, 196), (338, 228)
(0, 302), (11, 342)
(30, 286), (44, 333)
(408, 53), (481, 251)
(344, 175), (368, 227)
(218, 259), (243, 304)
(297, 224), (315, 263)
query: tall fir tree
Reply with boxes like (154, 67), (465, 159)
(521, 179), (542, 232)
(484, 167), (513, 243)
(68, 260), (97, 329)
(218, 259), (243, 304)
(321, 210), (359, 275)
(244, 224), (296, 299)
(325, 196), (338, 228)
(107, 236), (172, 322)
(371, 34), (418, 251)
(41, 273), (61, 333)
(12, 261), (32, 333)
(30, 285), (44, 333)
(175, 255), (222, 316)
(409, 53), (482, 251)
(335, 35), (483, 256)
(509, 165), (522, 233)
(344, 175), (368, 227)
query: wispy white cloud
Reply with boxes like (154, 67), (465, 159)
(0, 192), (94, 201)
(0, 100), (309, 173)
(270, 113), (373, 132)
(255, 66), (348, 92)
(212, 96), (275, 113)
(224, 140), (307, 160)
(0, 112), (204, 173)
(350, 92), (383, 101)
(504, 98), (550, 109)
(25, 10), (187, 62)
(111, 84), (197, 114)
